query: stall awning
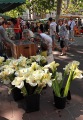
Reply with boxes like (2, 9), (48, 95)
(0, 0), (25, 13)
(0, 13), (11, 19)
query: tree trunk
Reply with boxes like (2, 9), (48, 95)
(56, 0), (63, 22)
(67, 0), (70, 8)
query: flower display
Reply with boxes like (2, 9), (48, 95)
(0, 55), (82, 99)
(44, 61), (83, 97)
(30, 55), (47, 66)
(0, 55), (50, 96)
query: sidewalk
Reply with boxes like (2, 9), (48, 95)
(0, 36), (83, 120)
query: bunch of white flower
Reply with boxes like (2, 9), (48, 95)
(44, 61), (83, 98)
(0, 56), (4, 65)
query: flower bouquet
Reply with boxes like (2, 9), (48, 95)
(44, 61), (83, 109)
(0, 55), (50, 112)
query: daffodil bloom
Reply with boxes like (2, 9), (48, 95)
(42, 72), (52, 87)
(12, 77), (25, 89)
(73, 68), (83, 79)
(30, 62), (41, 71)
(56, 72), (62, 83)
(26, 70), (44, 86)
(0, 68), (14, 77)
(4, 68), (15, 75)
(64, 61), (80, 74)
(9, 60), (19, 70)
(15, 68), (30, 77)
(30, 55), (47, 65)
(0, 56), (4, 65)
(18, 56), (28, 67)
(44, 61), (59, 72)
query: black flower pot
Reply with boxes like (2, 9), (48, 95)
(61, 88), (71, 100)
(25, 94), (40, 113)
(53, 94), (67, 109)
(67, 90), (71, 100)
(12, 87), (24, 101)
(24, 82), (37, 95)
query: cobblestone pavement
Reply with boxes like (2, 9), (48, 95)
(0, 36), (83, 120)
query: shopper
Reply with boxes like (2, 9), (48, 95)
(48, 17), (57, 50)
(58, 20), (68, 55)
(68, 16), (75, 41)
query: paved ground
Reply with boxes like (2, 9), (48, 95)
(0, 36), (83, 120)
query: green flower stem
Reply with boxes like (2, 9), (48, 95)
(63, 71), (73, 97)
(34, 87), (43, 94)
(52, 79), (61, 97)
(59, 72), (66, 91)
(21, 86), (27, 96)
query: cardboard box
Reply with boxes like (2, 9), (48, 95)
(11, 40), (36, 59)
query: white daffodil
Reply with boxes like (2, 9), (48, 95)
(9, 59), (19, 70)
(19, 56), (27, 61)
(12, 77), (25, 89)
(25, 69), (45, 86)
(30, 55), (47, 64)
(0, 70), (10, 77)
(4, 68), (15, 75)
(64, 61), (80, 74)
(26, 75), (38, 86)
(73, 68), (83, 79)
(0, 56), (4, 64)
(42, 72), (52, 86)
(15, 68), (30, 77)
(18, 56), (28, 67)
(30, 62), (41, 71)
(35, 55), (41, 62)
(4, 58), (12, 65)
(33, 70), (44, 80)
(44, 61), (59, 72)
(1, 65), (10, 69)
(56, 72), (62, 83)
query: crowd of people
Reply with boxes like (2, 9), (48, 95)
(0, 16), (83, 57)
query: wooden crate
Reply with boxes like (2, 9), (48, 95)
(11, 41), (36, 59)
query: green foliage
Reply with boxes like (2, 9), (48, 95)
(62, 0), (83, 14)
(4, 0), (83, 18)
(30, 0), (56, 14)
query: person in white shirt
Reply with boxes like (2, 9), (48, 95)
(34, 32), (52, 55)
(68, 17), (75, 41)
(40, 33), (52, 55)
(22, 29), (34, 40)
(48, 17), (57, 50)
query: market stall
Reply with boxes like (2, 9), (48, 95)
(11, 40), (36, 58)
(3, 39), (37, 58)
(0, 0), (25, 13)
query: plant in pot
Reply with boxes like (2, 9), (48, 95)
(11, 62), (52, 112)
(0, 55), (51, 112)
(0, 55), (47, 101)
(44, 61), (83, 109)
(0, 56), (28, 101)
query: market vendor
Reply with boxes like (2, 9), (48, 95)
(0, 21), (12, 56)
(22, 28), (34, 40)
(34, 31), (52, 56)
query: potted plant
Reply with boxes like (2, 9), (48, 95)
(0, 55), (51, 112)
(44, 61), (83, 109)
